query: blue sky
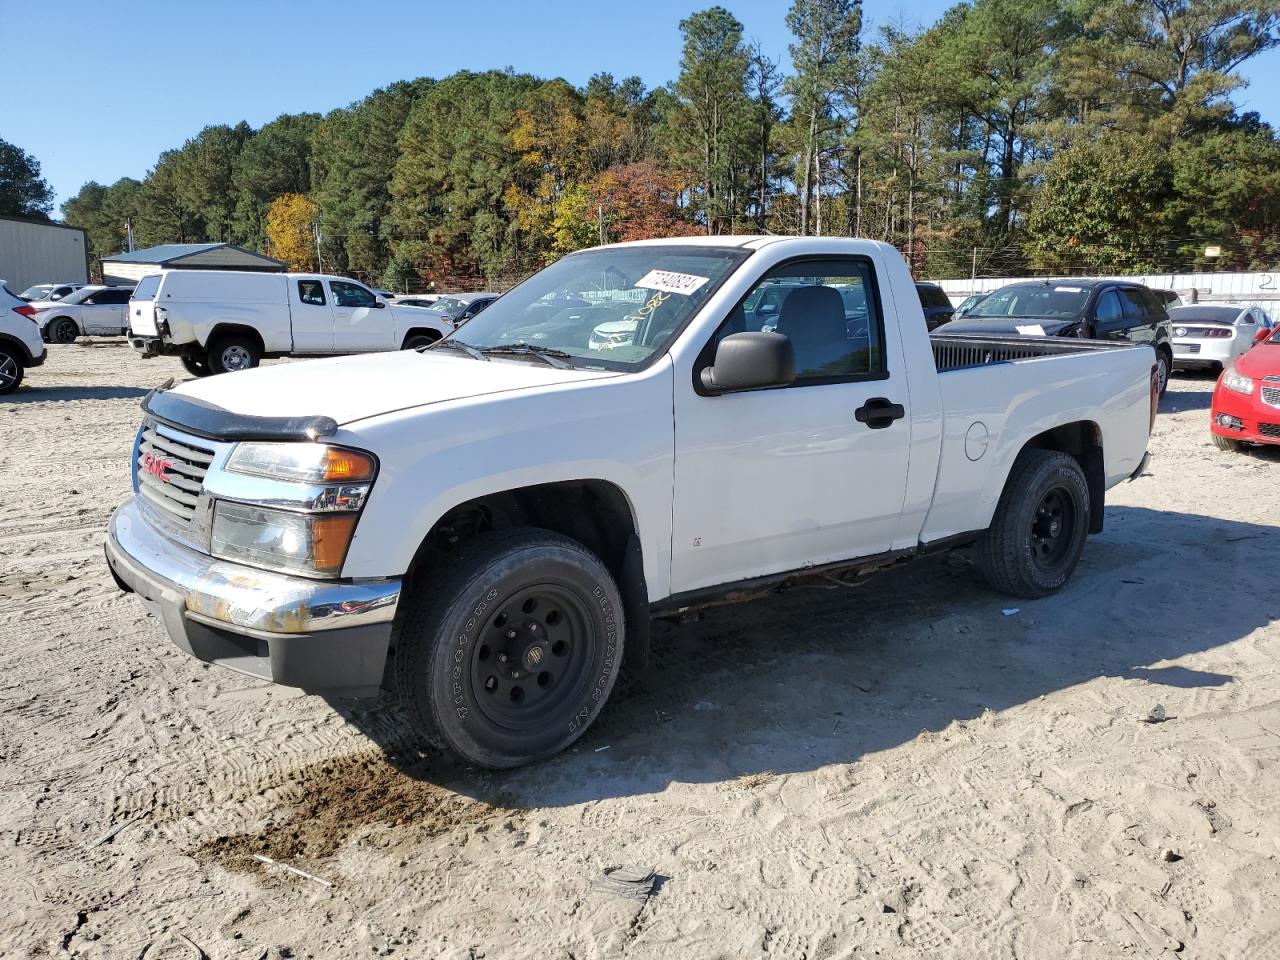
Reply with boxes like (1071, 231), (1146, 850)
(3, 0), (1278, 212)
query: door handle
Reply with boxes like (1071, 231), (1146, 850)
(855, 397), (905, 429)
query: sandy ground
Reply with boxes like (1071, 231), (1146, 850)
(2, 339), (1279, 960)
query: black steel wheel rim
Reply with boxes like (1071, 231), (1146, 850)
(1030, 486), (1076, 572)
(0, 351), (16, 388)
(54, 319), (77, 343)
(469, 582), (595, 731)
(1157, 354), (1168, 391)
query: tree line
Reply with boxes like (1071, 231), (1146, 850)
(5, 0), (1277, 288)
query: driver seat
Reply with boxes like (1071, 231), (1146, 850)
(775, 286), (849, 377)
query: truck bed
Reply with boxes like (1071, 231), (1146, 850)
(930, 334), (1136, 372)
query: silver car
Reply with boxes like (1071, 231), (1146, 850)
(1169, 304), (1271, 372)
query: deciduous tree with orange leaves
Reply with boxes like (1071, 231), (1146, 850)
(265, 192), (319, 270)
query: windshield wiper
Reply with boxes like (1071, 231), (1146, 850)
(428, 338), (488, 361)
(480, 343), (573, 368)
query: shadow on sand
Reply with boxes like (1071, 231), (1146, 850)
(335, 504), (1277, 808)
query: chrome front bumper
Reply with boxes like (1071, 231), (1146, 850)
(106, 497), (401, 696)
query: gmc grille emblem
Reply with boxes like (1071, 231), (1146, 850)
(141, 450), (173, 484)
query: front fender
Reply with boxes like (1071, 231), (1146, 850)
(336, 361), (676, 600)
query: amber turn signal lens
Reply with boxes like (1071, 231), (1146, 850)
(321, 447), (376, 482)
(311, 514), (359, 573)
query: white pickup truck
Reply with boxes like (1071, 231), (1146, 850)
(126, 269), (455, 375)
(106, 237), (1157, 768)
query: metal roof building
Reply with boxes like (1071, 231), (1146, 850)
(101, 243), (285, 285)
(0, 216), (90, 291)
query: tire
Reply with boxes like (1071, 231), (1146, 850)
(0, 345), (24, 395)
(1211, 433), (1241, 453)
(392, 528), (625, 768)
(1155, 348), (1171, 396)
(50, 317), (79, 344)
(180, 353), (212, 377)
(207, 333), (260, 374)
(976, 449), (1091, 599)
(403, 332), (441, 351)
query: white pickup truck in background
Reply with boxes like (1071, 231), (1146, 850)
(127, 270), (455, 375)
(106, 236), (1157, 768)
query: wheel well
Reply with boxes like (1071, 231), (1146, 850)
(402, 327), (443, 348)
(206, 324), (265, 354)
(1021, 421), (1105, 534)
(404, 480), (650, 672)
(0, 333), (33, 364)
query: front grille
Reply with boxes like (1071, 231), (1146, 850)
(1263, 380), (1280, 409)
(135, 424), (214, 522)
(1260, 423), (1280, 439)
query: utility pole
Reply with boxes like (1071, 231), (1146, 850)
(971, 247), (978, 282)
(313, 223), (323, 273)
(597, 204), (605, 246)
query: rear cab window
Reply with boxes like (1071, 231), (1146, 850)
(297, 280), (326, 306)
(131, 275), (161, 302)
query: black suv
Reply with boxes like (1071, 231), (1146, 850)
(915, 282), (954, 330)
(935, 279), (1174, 393)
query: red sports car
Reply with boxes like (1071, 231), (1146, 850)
(1210, 324), (1280, 451)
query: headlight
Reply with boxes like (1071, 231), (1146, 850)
(211, 502), (358, 577)
(1221, 367), (1254, 396)
(226, 442), (376, 483)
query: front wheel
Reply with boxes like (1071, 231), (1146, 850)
(402, 332), (441, 351)
(1211, 433), (1242, 453)
(392, 529), (625, 768)
(0, 345), (24, 394)
(207, 334), (260, 374)
(976, 449), (1090, 599)
(1155, 349), (1171, 396)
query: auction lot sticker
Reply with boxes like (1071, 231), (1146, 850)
(635, 270), (710, 295)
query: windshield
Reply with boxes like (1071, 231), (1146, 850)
(439, 245), (749, 369)
(432, 297), (467, 315)
(967, 285), (1089, 320)
(131, 274), (161, 302)
(19, 285), (53, 300)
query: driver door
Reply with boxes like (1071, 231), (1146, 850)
(671, 256), (913, 594)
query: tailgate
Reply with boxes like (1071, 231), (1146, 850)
(128, 274), (162, 336)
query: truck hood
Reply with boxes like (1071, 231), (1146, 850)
(167, 350), (619, 425)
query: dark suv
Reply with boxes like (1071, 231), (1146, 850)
(935, 279), (1174, 393)
(915, 282), (954, 330)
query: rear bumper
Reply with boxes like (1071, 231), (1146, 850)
(105, 497), (400, 696)
(1173, 339), (1235, 367)
(128, 334), (180, 358)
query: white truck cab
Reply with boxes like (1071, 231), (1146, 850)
(106, 237), (1158, 768)
(127, 270), (455, 375)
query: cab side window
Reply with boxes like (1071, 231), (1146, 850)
(708, 258), (885, 383)
(1116, 288), (1148, 322)
(1094, 290), (1123, 325)
(331, 281), (376, 308)
(297, 280), (326, 306)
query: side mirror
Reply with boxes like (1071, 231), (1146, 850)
(372, 299), (386, 309)
(1254, 327), (1269, 344)
(700, 332), (795, 393)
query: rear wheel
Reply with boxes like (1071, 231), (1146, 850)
(976, 449), (1090, 599)
(207, 334), (260, 374)
(392, 529), (625, 768)
(1211, 433), (1242, 453)
(180, 353), (211, 377)
(50, 317), (79, 344)
(0, 345), (24, 394)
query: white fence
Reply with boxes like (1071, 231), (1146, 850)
(933, 271), (1280, 313)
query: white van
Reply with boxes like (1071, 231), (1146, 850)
(127, 271), (455, 375)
